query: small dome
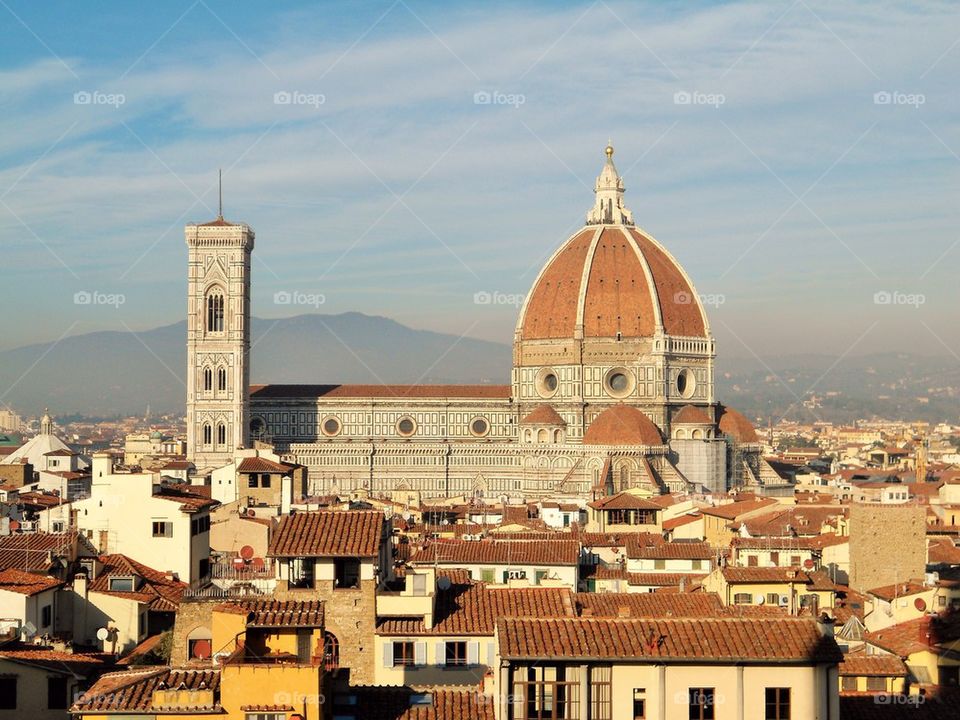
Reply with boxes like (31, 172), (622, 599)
(583, 405), (663, 446)
(673, 405), (712, 425)
(520, 405), (567, 426)
(717, 405), (759, 443)
(150, 430), (164, 440)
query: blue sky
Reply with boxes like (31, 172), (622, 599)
(1, 0), (959, 360)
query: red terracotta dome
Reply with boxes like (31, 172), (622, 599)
(583, 405), (663, 446)
(517, 225), (708, 342)
(520, 405), (566, 426)
(717, 405), (759, 443)
(673, 405), (712, 425)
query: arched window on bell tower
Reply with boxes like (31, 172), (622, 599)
(216, 422), (227, 447)
(202, 423), (212, 446)
(206, 289), (224, 333)
(217, 367), (227, 392)
(203, 367), (213, 392)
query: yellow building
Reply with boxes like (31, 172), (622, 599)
(701, 566), (836, 615)
(71, 599), (327, 720)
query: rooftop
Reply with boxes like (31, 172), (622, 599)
(269, 510), (384, 558)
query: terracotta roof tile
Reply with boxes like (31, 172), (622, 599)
(269, 510), (384, 557)
(699, 497), (777, 520)
(673, 405), (712, 425)
(498, 616), (842, 662)
(236, 456), (295, 473)
(71, 667), (220, 713)
(215, 599), (324, 627)
(575, 592), (725, 618)
(839, 653), (908, 677)
(583, 405), (662, 446)
(0, 567), (62, 595)
(720, 567), (813, 584)
(251, 384), (511, 399)
(716, 405), (759, 443)
(519, 405), (566, 426)
(589, 491), (663, 511)
(378, 582), (574, 635)
(409, 539), (579, 567)
(88, 555), (186, 611)
(627, 540), (714, 560)
(0, 645), (110, 676)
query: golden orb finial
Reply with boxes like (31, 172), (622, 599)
(605, 141), (614, 158)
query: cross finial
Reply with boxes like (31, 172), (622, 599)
(218, 169), (223, 219)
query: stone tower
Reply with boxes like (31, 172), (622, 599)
(185, 210), (254, 469)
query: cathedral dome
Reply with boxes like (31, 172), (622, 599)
(583, 405), (663, 446)
(515, 146), (709, 347)
(716, 404), (759, 443)
(520, 405), (566, 426)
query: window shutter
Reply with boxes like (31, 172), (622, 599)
(383, 642), (394, 668)
(435, 641), (445, 665)
(486, 641), (496, 667)
(414, 641), (426, 666)
(467, 641), (480, 665)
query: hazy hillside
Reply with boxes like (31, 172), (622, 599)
(1, 314), (957, 424)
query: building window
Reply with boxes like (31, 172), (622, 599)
(733, 593), (752, 604)
(536, 368), (559, 399)
(470, 417), (490, 437)
(216, 423), (226, 447)
(138, 612), (147, 636)
(248, 474), (259, 488)
(108, 577), (135, 592)
(841, 676), (857, 692)
(245, 714), (285, 720)
(322, 416), (341, 436)
(41, 604), (52, 628)
(191, 515), (210, 536)
(767, 593), (780, 605)
(47, 676), (68, 710)
(865, 677), (886, 692)
(206, 291), (224, 333)
(203, 367), (212, 391)
(445, 641), (468, 666)
(396, 416), (417, 437)
(290, 558), (314, 589)
(515, 665), (579, 720)
(261, 475), (271, 488)
(393, 641), (416, 666)
(202, 423), (212, 446)
(324, 632), (340, 671)
(764, 687), (790, 720)
(688, 688), (715, 720)
(654, 559), (666, 570)
(790, 556), (801, 566)
(151, 521), (173, 538)
(0, 677), (14, 709)
(217, 367), (227, 392)
(676, 368), (696, 399)
(633, 688), (646, 720)
(590, 666), (612, 720)
(334, 558), (361, 589)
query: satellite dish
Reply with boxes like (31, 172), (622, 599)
(96, 627), (109, 641)
(803, 559), (815, 569)
(437, 576), (452, 591)
(239, 545), (255, 561)
(20, 622), (36, 638)
(915, 598), (927, 612)
(755, 594), (766, 605)
(9, 520), (19, 531)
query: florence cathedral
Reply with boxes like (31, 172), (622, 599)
(184, 145), (781, 499)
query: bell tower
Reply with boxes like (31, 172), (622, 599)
(185, 195), (254, 469)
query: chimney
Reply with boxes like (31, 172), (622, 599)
(281, 475), (292, 515)
(581, 608), (594, 617)
(816, 612), (835, 638)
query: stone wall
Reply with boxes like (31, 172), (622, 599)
(849, 502), (926, 593)
(169, 599), (217, 667)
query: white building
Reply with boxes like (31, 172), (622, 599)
(70, 453), (217, 583)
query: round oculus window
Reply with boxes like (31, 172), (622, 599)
(470, 417), (490, 437)
(676, 368), (696, 399)
(322, 416), (341, 436)
(249, 418), (265, 435)
(604, 368), (634, 398)
(536, 368), (559, 398)
(397, 417), (416, 436)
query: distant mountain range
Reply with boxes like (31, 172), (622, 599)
(0, 313), (510, 417)
(1, 313), (957, 424)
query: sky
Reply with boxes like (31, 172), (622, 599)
(1, 0), (959, 363)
